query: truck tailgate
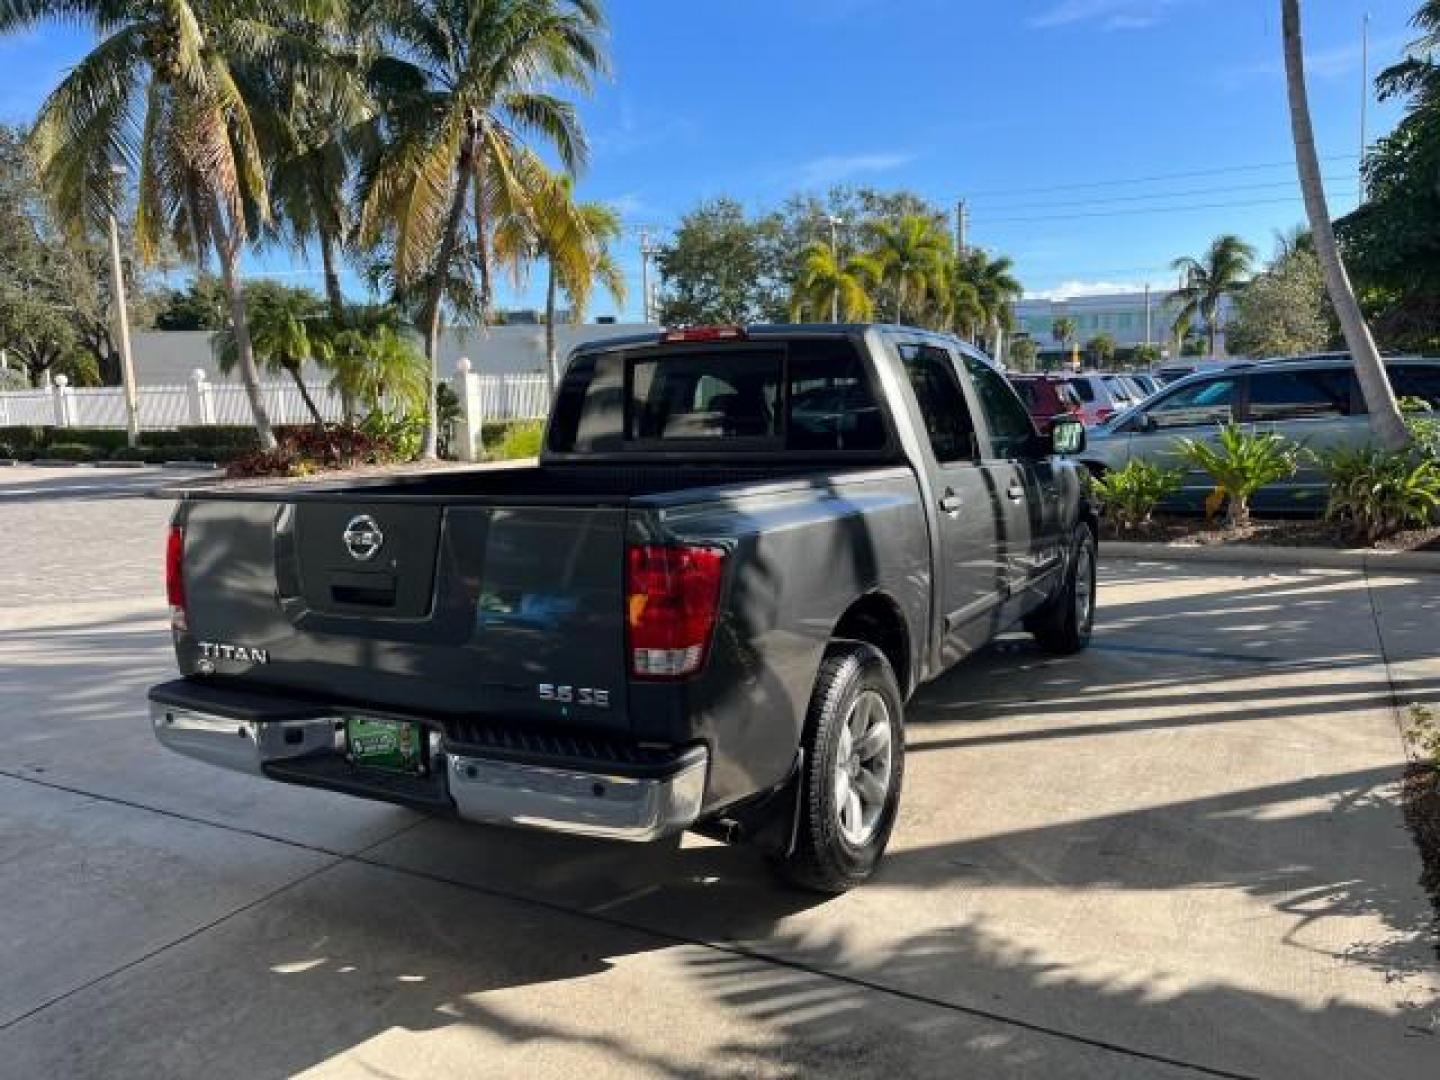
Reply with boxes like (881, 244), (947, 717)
(180, 497), (631, 732)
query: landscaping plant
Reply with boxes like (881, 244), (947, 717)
(1090, 460), (1183, 532)
(1177, 423), (1301, 530)
(1322, 447), (1440, 543)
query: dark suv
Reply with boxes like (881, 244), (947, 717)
(1007, 374), (1085, 433)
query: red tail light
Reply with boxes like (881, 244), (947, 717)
(626, 544), (727, 679)
(166, 525), (187, 629)
(1095, 407), (1115, 422)
(661, 326), (747, 344)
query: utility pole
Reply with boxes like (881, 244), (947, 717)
(955, 199), (968, 255)
(1359, 12), (1371, 201)
(107, 163), (139, 448)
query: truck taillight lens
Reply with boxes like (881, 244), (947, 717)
(626, 544), (726, 679)
(166, 525), (187, 630)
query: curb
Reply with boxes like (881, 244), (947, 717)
(93, 460), (148, 470)
(1103, 540), (1440, 575)
(161, 460), (221, 470)
(29, 458), (84, 467)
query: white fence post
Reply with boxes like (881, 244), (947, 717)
(51, 375), (75, 428)
(452, 357), (483, 461)
(187, 369), (216, 426)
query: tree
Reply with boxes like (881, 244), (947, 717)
(1086, 332), (1117, 368)
(214, 282), (330, 425)
(495, 173), (625, 392)
(4, 1), (363, 451)
(789, 243), (877, 323)
(867, 215), (950, 324)
(1225, 248), (1330, 358)
(1132, 343), (1163, 366)
(1008, 336), (1038, 372)
(953, 249), (1022, 360)
(1336, 3), (1440, 356)
(324, 306), (428, 424)
(358, 0), (607, 459)
(1283, 0), (1409, 450)
(1051, 317), (1077, 369)
(152, 276), (230, 330)
(656, 198), (787, 325)
(1168, 235), (1256, 356)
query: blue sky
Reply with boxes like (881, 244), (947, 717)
(0, 0), (1425, 320)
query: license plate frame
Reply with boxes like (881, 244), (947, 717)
(345, 715), (426, 775)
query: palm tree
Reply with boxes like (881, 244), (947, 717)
(1282, 0), (1409, 449)
(954, 249), (1022, 361)
(214, 283), (330, 426)
(324, 308), (428, 424)
(1168, 235), (1256, 356)
(497, 174), (626, 393)
(868, 215), (950, 324)
(789, 243), (877, 325)
(358, 0), (608, 459)
(4, 0), (358, 452)
(1052, 317), (1076, 370)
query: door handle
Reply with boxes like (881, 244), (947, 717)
(1006, 481), (1025, 501)
(938, 489), (963, 516)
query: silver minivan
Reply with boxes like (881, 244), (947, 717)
(1080, 357), (1440, 514)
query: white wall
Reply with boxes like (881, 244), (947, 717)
(130, 323), (658, 386)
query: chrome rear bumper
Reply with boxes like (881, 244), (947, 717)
(149, 698), (707, 842)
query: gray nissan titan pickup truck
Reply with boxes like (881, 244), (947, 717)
(150, 324), (1097, 892)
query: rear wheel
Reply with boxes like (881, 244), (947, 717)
(770, 643), (905, 894)
(1026, 525), (1097, 655)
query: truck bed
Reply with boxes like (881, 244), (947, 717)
(173, 462), (908, 506)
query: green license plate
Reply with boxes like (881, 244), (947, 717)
(346, 716), (423, 773)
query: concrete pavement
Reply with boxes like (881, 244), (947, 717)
(0, 466), (1436, 1078)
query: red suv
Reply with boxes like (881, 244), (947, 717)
(1006, 375), (1085, 433)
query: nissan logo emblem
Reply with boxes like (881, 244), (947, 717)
(342, 515), (385, 562)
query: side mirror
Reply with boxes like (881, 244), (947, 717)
(1051, 418), (1086, 456)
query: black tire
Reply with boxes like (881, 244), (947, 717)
(1026, 524), (1097, 655)
(770, 642), (905, 894)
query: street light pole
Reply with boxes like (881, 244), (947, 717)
(107, 163), (139, 447)
(826, 215), (843, 323)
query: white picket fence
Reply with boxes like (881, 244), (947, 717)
(0, 373), (550, 431)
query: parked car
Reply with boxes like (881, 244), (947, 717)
(1062, 373), (1142, 426)
(1127, 372), (1163, 398)
(1007, 374), (1085, 433)
(150, 324), (1098, 893)
(1082, 356), (1440, 515)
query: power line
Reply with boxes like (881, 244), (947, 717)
(961, 154), (1358, 199)
(983, 191), (1358, 224)
(973, 175), (1352, 212)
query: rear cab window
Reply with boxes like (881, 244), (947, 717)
(548, 337), (891, 454)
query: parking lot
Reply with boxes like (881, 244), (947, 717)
(1, 467), (1437, 1079)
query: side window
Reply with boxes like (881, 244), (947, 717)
(962, 354), (1036, 458)
(787, 341), (887, 451)
(899, 344), (978, 464)
(1144, 377), (1238, 430)
(1066, 378), (1096, 403)
(1246, 369), (1355, 421)
(1389, 365), (1440, 410)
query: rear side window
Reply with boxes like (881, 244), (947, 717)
(1066, 378), (1096, 403)
(900, 344), (977, 464)
(1057, 383), (1083, 410)
(1245, 369), (1356, 421)
(548, 339), (888, 453)
(1390, 365), (1440, 409)
(963, 355), (1036, 458)
(1146, 376), (1238, 430)
(1010, 380), (1038, 407)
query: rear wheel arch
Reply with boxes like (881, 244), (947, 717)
(830, 591), (911, 699)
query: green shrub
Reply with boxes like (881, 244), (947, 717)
(491, 421), (544, 461)
(53, 428), (130, 451)
(1409, 704), (1440, 767)
(1321, 445), (1440, 544)
(1177, 423), (1301, 529)
(0, 426), (46, 452)
(42, 442), (100, 462)
(1091, 460), (1183, 531)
